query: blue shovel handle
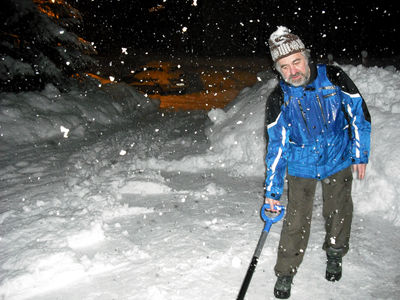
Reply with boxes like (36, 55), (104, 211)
(261, 203), (285, 232)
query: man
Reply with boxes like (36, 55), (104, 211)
(264, 26), (371, 299)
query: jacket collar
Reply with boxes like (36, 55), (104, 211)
(306, 61), (317, 85)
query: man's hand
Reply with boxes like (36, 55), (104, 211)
(352, 164), (367, 180)
(265, 197), (281, 212)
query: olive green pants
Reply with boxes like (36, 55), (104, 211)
(274, 167), (353, 277)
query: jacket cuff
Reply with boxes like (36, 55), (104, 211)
(352, 157), (369, 165)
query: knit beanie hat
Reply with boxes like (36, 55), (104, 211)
(269, 26), (306, 62)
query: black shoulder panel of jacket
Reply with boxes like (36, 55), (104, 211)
(326, 65), (371, 123)
(264, 83), (284, 139)
(326, 65), (357, 93)
(265, 83), (284, 125)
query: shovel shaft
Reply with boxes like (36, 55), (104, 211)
(237, 230), (269, 300)
(236, 204), (285, 300)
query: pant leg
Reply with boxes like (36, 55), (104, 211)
(274, 175), (317, 276)
(322, 167), (353, 256)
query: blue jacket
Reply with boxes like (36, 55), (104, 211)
(264, 64), (371, 200)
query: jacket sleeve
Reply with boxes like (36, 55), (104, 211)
(327, 65), (371, 164)
(264, 84), (289, 200)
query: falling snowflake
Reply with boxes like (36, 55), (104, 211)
(60, 126), (69, 138)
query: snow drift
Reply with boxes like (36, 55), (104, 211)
(0, 82), (159, 147)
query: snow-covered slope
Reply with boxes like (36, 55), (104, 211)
(0, 63), (399, 299)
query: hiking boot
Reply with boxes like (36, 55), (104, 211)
(274, 275), (293, 299)
(326, 247), (343, 281)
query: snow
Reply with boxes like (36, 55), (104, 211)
(269, 26), (293, 45)
(1, 62), (400, 300)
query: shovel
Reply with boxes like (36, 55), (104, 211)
(237, 203), (285, 300)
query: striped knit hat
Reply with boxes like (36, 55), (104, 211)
(269, 26), (305, 62)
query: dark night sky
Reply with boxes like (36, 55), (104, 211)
(72, 0), (400, 60)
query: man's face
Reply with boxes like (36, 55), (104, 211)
(277, 52), (310, 87)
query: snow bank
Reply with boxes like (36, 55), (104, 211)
(0, 82), (159, 147)
(205, 78), (277, 176)
(343, 65), (400, 113)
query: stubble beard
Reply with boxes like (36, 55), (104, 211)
(285, 67), (311, 87)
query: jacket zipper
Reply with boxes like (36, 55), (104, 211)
(297, 99), (310, 134)
(316, 94), (328, 128)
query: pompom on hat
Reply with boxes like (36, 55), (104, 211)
(268, 26), (306, 62)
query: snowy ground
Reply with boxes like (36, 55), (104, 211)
(1, 62), (400, 300)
